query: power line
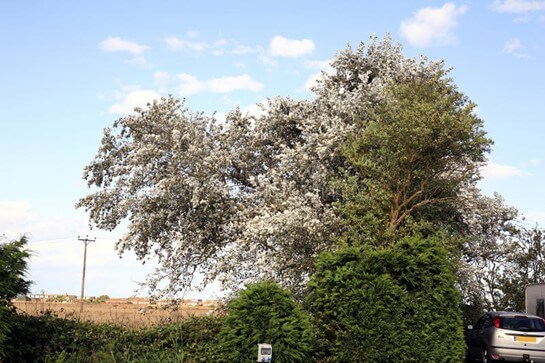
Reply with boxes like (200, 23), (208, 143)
(27, 237), (118, 244)
(26, 238), (75, 246)
(23, 237), (118, 248)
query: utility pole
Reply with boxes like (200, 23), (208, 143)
(78, 235), (95, 314)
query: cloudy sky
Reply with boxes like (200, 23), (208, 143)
(1, 1), (544, 298)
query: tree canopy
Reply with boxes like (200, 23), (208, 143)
(78, 35), (494, 296)
(336, 72), (491, 247)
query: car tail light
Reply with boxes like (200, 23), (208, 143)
(494, 316), (501, 328)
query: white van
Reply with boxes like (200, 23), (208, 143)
(526, 283), (545, 318)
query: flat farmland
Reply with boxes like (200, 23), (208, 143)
(13, 300), (216, 328)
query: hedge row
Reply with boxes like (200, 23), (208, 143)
(4, 236), (466, 363)
(4, 312), (222, 362)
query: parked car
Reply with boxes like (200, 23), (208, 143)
(467, 311), (545, 362)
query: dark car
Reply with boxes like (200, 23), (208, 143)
(467, 311), (545, 362)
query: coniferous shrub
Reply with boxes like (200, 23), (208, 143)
(307, 235), (465, 362)
(219, 281), (316, 362)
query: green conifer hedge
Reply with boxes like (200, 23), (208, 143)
(307, 235), (465, 362)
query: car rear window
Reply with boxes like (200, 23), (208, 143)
(500, 316), (545, 332)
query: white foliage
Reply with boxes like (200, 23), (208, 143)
(78, 35), (459, 296)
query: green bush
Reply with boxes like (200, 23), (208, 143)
(4, 312), (122, 362)
(0, 305), (11, 357)
(176, 314), (224, 362)
(307, 235), (465, 362)
(4, 312), (223, 363)
(219, 281), (316, 362)
(0, 236), (31, 359)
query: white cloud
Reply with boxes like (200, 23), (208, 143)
(109, 89), (162, 115)
(154, 71), (171, 93)
(213, 39), (227, 48)
(213, 112), (227, 124)
(269, 36), (315, 57)
(241, 102), (268, 118)
(154, 71), (169, 83)
(492, 0), (545, 13)
(30, 236), (144, 269)
(0, 200), (89, 242)
(306, 72), (324, 91)
(164, 35), (227, 54)
(481, 161), (530, 179)
(124, 55), (150, 67)
(152, 72), (264, 96)
(26, 233), (158, 297)
(513, 15), (531, 22)
(304, 59), (331, 70)
(164, 36), (182, 50)
(187, 30), (200, 39)
(504, 37), (523, 53)
(524, 212), (545, 226)
(303, 59), (334, 91)
(177, 74), (207, 95)
(0, 201), (209, 298)
(177, 73), (263, 96)
(259, 52), (277, 67)
(99, 36), (149, 54)
(30, 239), (85, 267)
(165, 36), (207, 51)
(232, 45), (258, 55)
(400, 3), (467, 47)
(503, 37), (528, 57)
(208, 74), (263, 93)
(0, 200), (32, 220)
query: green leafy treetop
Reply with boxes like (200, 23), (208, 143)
(336, 72), (492, 247)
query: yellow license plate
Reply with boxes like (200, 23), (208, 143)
(515, 336), (536, 343)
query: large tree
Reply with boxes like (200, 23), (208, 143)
(455, 190), (520, 312)
(78, 35), (492, 296)
(490, 225), (545, 312)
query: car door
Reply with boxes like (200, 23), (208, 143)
(468, 315), (488, 359)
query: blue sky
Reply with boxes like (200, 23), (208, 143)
(1, 1), (544, 298)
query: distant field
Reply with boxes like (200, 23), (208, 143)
(13, 300), (215, 328)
